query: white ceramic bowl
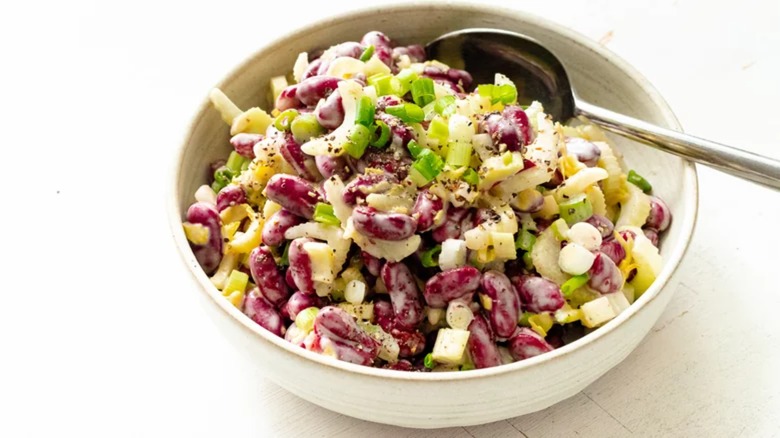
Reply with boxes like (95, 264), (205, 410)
(169, 4), (698, 428)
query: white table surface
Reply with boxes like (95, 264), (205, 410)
(2, 0), (779, 436)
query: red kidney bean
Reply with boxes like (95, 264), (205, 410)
(314, 306), (381, 356)
(384, 359), (414, 371)
(588, 253), (623, 294)
(264, 174), (323, 219)
(278, 299), (291, 321)
(288, 237), (315, 294)
(248, 246), (290, 306)
(285, 291), (327, 320)
(314, 155), (350, 181)
(586, 214), (615, 239)
(375, 112), (414, 148)
(296, 76), (342, 107)
(431, 206), (471, 243)
(279, 134), (322, 182)
(361, 31), (392, 48)
(374, 45), (394, 68)
(229, 133), (261, 159)
(276, 84), (302, 111)
(362, 251), (382, 277)
(215, 185), (246, 212)
(352, 206), (417, 241)
(424, 266), (482, 308)
(314, 91), (345, 130)
(186, 202), (223, 274)
(262, 209), (304, 247)
(480, 271), (522, 338)
(302, 58), (323, 80)
(480, 113), (521, 152)
(342, 173), (398, 205)
(508, 327), (554, 361)
(327, 41), (365, 59)
(542, 168), (564, 190)
(599, 239), (627, 265)
(391, 328), (426, 358)
(467, 314), (503, 369)
(284, 268), (297, 289)
(565, 137), (601, 167)
(646, 196), (671, 232)
(422, 66), (473, 90)
(503, 106), (532, 146)
(319, 336), (376, 366)
(381, 262), (425, 330)
(412, 189), (445, 232)
(514, 275), (565, 313)
(373, 300), (395, 332)
(376, 95), (402, 111)
(392, 45), (426, 63)
(358, 148), (412, 179)
(643, 227), (660, 247)
(243, 288), (284, 337)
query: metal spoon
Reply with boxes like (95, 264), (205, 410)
(426, 28), (780, 190)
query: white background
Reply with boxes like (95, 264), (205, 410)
(1, 0), (779, 436)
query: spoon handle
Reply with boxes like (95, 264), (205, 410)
(576, 101), (780, 190)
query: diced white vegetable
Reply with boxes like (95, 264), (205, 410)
(492, 167), (551, 201)
(494, 73), (514, 86)
(230, 107), (274, 136)
(345, 218), (422, 262)
(285, 222), (351, 271)
(322, 176), (352, 224)
(464, 228), (491, 250)
(478, 151), (526, 191)
(615, 183), (651, 228)
(448, 114), (476, 144)
(446, 301), (474, 330)
(194, 185), (217, 205)
(301, 80), (362, 156)
(567, 222), (602, 251)
(262, 200), (282, 219)
(427, 307), (445, 325)
(558, 242), (596, 275)
(303, 241), (336, 283)
(269, 75), (289, 104)
(364, 55), (392, 77)
(434, 82), (456, 99)
(531, 227), (570, 285)
(472, 133), (494, 161)
(325, 56), (365, 79)
(344, 280), (367, 305)
(366, 193), (414, 214)
(491, 232), (516, 259)
(357, 321), (398, 363)
(209, 253), (239, 290)
(292, 52), (308, 83)
(314, 282), (333, 298)
(554, 167), (609, 202)
(605, 291), (631, 314)
(208, 88), (243, 125)
(339, 302), (375, 321)
(581, 296), (617, 328)
(432, 328), (470, 365)
(439, 239), (468, 270)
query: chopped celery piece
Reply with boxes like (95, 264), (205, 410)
(295, 307), (320, 332)
(212, 166), (234, 192)
(222, 269), (249, 307)
(226, 151), (248, 173)
(558, 194), (593, 225)
(445, 142), (473, 168)
(460, 362), (475, 371)
(462, 168), (479, 186)
(273, 109), (299, 131)
(385, 103), (424, 123)
(291, 113), (324, 143)
(477, 83), (518, 104)
(561, 273), (589, 297)
(522, 251), (533, 270)
(421, 245), (442, 268)
(515, 228), (536, 251)
(427, 115), (449, 146)
(551, 218), (570, 241)
(410, 149), (444, 186)
(313, 202), (341, 226)
(518, 311), (534, 326)
(627, 169), (653, 193)
(411, 77), (435, 107)
(370, 120), (390, 147)
(359, 44), (375, 62)
(407, 139), (424, 159)
(368, 73), (400, 96)
(344, 124), (371, 158)
(434, 95), (457, 117)
(355, 95), (376, 127)
(424, 353), (435, 369)
(395, 68), (419, 95)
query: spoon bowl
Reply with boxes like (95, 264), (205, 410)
(427, 28), (780, 190)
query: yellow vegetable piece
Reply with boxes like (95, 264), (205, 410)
(560, 154), (585, 178)
(533, 195), (559, 220)
(528, 313), (554, 337)
(615, 183), (651, 228)
(222, 270), (249, 308)
(221, 221), (241, 242)
(210, 253), (239, 290)
(220, 203), (253, 224)
(226, 217), (264, 254)
(230, 107), (273, 136)
(209, 88), (243, 125)
(183, 222), (209, 245)
(585, 185), (607, 217)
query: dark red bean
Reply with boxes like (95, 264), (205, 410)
(248, 246), (290, 306)
(262, 209), (304, 247)
(186, 202), (223, 274)
(412, 189), (445, 232)
(362, 251), (382, 277)
(285, 291), (327, 320)
(284, 268), (297, 289)
(352, 206), (417, 241)
(381, 262), (425, 330)
(384, 359), (414, 371)
(643, 228), (660, 247)
(296, 76), (342, 107)
(373, 300), (395, 332)
(565, 137), (601, 167)
(315, 155), (351, 180)
(375, 112), (414, 148)
(302, 58), (323, 80)
(319, 336), (376, 366)
(467, 314), (503, 369)
(215, 185), (246, 212)
(264, 174), (323, 219)
(646, 196), (671, 232)
(229, 133), (261, 159)
(314, 91), (345, 130)
(391, 328), (426, 358)
(392, 45), (426, 63)
(424, 266), (482, 308)
(276, 84), (302, 111)
(243, 288), (284, 337)
(480, 271), (522, 338)
(508, 327), (554, 361)
(327, 42), (365, 59)
(342, 173), (398, 205)
(314, 306), (381, 356)
(361, 31), (392, 48)
(288, 238), (315, 295)
(374, 45), (394, 68)
(586, 214), (615, 239)
(514, 275), (565, 313)
(376, 95), (402, 111)
(599, 240), (627, 265)
(357, 148), (413, 179)
(503, 106), (532, 146)
(279, 134), (321, 182)
(431, 206), (471, 243)
(588, 253), (623, 294)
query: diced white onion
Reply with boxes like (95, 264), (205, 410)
(439, 239), (467, 270)
(567, 222), (602, 251)
(558, 242), (596, 275)
(344, 280), (367, 305)
(446, 301), (474, 330)
(194, 185), (217, 205)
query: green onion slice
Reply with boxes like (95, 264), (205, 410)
(423, 353), (435, 369)
(421, 245), (442, 268)
(359, 44), (375, 62)
(344, 124), (371, 158)
(313, 202), (341, 226)
(558, 194), (593, 225)
(385, 103), (424, 123)
(561, 274), (590, 297)
(434, 95), (457, 117)
(515, 228), (537, 251)
(273, 109), (299, 131)
(461, 168), (479, 186)
(355, 95), (376, 127)
(411, 77), (435, 107)
(627, 169), (652, 193)
(370, 120), (391, 148)
(445, 142), (473, 168)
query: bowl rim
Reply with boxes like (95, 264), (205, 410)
(168, 2), (699, 382)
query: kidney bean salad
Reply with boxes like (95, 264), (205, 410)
(182, 31), (672, 371)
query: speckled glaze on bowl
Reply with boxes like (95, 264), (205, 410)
(169, 3), (698, 428)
